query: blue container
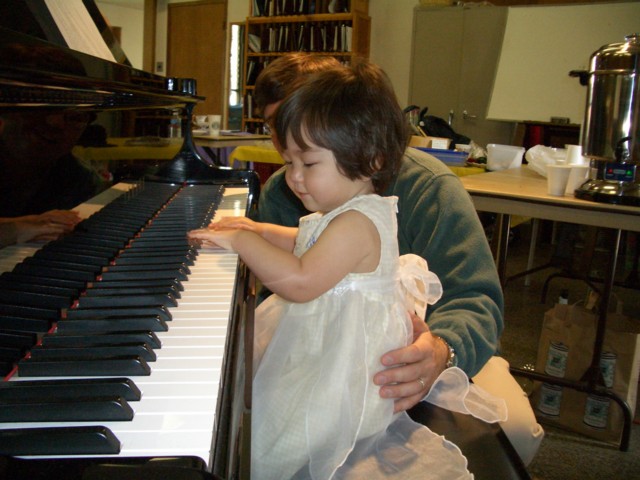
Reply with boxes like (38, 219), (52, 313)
(415, 147), (468, 166)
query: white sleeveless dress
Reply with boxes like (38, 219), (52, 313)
(251, 195), (474, 480)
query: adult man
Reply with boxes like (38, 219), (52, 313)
(251, 53), (543, 466)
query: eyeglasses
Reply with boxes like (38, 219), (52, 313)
(262, 122), (272, 136)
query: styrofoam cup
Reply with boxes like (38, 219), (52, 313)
(564, 165), (590, 195)
(208, 114), (221, 136)
(546, 164), (573, 196)
(565, 144), (585, 165)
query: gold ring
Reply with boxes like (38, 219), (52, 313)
(417, 377), (426, 390)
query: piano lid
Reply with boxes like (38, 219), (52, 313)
(0, 0), (130, 66)
(0, 25), (203, 111)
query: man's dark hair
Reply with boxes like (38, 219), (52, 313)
(254, 53), (343, 116)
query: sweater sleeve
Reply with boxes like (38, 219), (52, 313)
(393, 150), (504, 377)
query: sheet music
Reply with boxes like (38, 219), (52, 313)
(44, 0), (116, 63)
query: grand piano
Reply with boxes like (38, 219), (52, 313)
(0, 2), (257, 479)
(0, 3), (536, 480)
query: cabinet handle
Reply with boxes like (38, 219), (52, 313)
(448, 110), (454, 126)
(462, 110), (477, 120)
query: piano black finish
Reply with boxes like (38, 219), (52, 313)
(0, 3), (258, 479)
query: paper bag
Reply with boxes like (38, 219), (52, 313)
(531, 303), (640, 443)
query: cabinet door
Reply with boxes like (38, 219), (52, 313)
(409, 7), (463, 124)
(409, 7), (514, 148)
(458, 7), (513, 148)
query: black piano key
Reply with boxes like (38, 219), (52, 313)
(22, 256), (103, 274)
(0, 426), (121, 455)
(73, 222), (141, 237)
(65, 305), (172, 322)
(0, 331), (37, 349)
(12, 263), (96, 282)
(1, 361), (13, 377)
(41, 331), (161, 349)
(74, 293), (178, 308)
(0, 315), (54, 333)
(29, 342), (156, 362)
(18, 355), (152, 377)
(0, 272), (87, 290)
(0, 281), (78, 298)
(0, 395), (134, 422)
(43, 239), (119, 257)
(57, 315), (168, 333)
(110, 262), (191, 275)
(0, 290), (72, 309)
(91, 277), (184, 292)
(33, 249), (111, 266)
(0, 346), (23, 361)
(0, 378), (142, 402)
(114, 255), (194, 266)
(99, 268), (186, 282)
(84, 285), (180, 299)
(61, 232), (129, 249)
(119, 245), (197, 256)
(129, 238), (193, 249)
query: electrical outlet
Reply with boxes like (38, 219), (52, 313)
(156, 61), (164, 73)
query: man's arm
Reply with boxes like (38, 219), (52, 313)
(373, 151), (503, 411)
(394, 152), (503, 376)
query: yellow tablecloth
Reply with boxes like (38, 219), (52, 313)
(72, 137), (181, 162)
(229, 145), (284, 166)
(229, 146), (487, 178)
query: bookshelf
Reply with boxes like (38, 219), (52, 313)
(242, 0), (370, 132)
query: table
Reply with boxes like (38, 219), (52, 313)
(460, 166), (640, 450)
(227, 144), (282, 167)
(194, 133), (272, 166)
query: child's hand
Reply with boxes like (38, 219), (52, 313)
(209, 216), (262, 235)
(187, 226), (239, 251)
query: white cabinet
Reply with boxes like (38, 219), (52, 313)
(409, 6), (515, 148)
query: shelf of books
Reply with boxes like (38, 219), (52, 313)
(242, 0), (370, 132)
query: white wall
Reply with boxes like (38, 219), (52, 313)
(228, 1), (250, 22)
(94, 0), (418, 103)
(488, 2), (640, 124)
(95, 1), (144, 69)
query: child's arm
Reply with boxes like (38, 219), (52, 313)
(188, 210), (379, 303)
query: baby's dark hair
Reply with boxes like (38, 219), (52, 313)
(274, 60), (407, 193)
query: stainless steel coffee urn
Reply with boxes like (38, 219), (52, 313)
(575, 34), (640, 206)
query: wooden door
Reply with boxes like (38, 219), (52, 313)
(167, 0), (226, 117)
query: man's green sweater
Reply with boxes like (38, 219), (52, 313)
(251, 147), (504, 377)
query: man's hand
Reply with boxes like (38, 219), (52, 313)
(373, 312), (450, 413)
(0, 209), (80, 246)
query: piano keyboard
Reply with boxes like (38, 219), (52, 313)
(0, 182), (250, 468)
